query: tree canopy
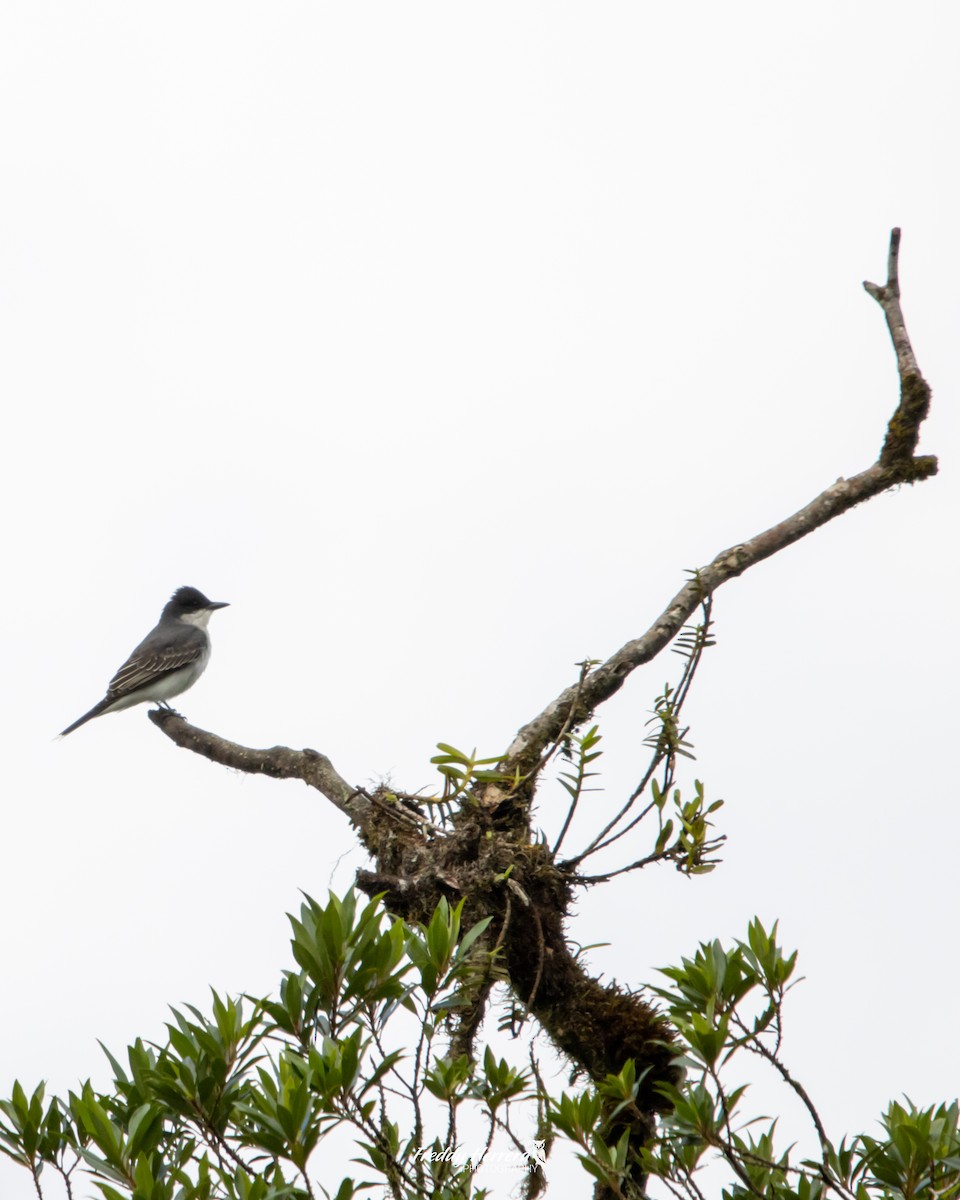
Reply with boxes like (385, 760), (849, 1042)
(4, 232), (951, 1200)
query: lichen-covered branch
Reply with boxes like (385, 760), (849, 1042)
(147, 709), (370, 826)
(863, 227), (932, 466)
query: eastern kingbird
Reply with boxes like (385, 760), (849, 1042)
(60, 586), (229, 737)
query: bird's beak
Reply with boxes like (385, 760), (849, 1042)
(208, 601), (230, 610)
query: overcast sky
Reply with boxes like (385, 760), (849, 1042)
(1, 4), (957, 1198)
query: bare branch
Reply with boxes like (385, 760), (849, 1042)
(147, 709), (370, 825)
(494, 229), (937, 784)
(863, 227), (920, 381)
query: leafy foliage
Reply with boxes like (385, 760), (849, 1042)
(2, 903), (956, 1200)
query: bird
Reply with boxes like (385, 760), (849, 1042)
(60, 586), (229, 737)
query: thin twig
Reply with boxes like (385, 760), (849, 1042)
(533, 658), (595, 785)
(559, 603), (711, 864)
(363, 786), (449, 836)
(729, 1011), (830, 1152)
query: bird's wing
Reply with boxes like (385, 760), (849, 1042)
(106, 629), (206, 699)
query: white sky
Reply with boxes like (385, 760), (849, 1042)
(1, 4), (958, 1198)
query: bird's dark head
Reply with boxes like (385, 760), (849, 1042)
(163, 586), (230, 622)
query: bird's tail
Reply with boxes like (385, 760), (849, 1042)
(59, 698), (113, 737)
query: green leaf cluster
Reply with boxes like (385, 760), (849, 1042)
(3, 907), (956, 1200)
(651, 777), (725, 874)
(429, 744), (511, 802)
(0, 892), (513, 1200)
